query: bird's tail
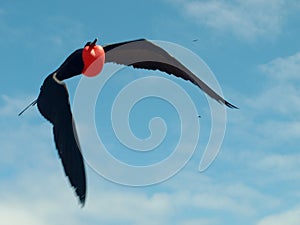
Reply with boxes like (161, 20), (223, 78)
(18, 99), (37, 116)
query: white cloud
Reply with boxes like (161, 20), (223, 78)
(1, 169), (276, 225)
(181, 218), (219, 225)
(227, 51), (300, 162)
(257, 153), (300, 171)
(0, 93), (294, 225)
(216, 52), (300, 194)
(245, 83), (300, 117)
(164, 171), (280, 217)
(258, 120), (300, 141)
(0, 96), (184, 225)
(257, 207), (300, 225)
(253, 152), (300, 182)
(0, 204), (45, 225)
(172, 0), (287, 40)
(84, 187), (174, 225)
(246, 51), (300, 129)
(0, 95), (55, 171)
(260, 52), (300, 80)
(259, 52), (300, 115)
(0, 94), (37, 117)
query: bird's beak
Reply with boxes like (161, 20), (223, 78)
(90, 38), (98, 47)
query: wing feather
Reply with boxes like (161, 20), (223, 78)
(37, 74), (86, 205)
(103, 39), (237, 108)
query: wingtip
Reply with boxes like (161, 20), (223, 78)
(79, 195), (86, 207)
(225, 101), (238, 109)
(74, 186), (86, 207)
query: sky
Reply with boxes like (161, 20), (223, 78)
(1, 0), (300, 224)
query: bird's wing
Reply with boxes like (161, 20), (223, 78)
(37, 74), (86, 205)
(103, 39), (237, 108)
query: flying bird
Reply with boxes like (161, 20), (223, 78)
(19, 38), (237, 206)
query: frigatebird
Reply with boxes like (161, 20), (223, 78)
(19, 38), (237, 206)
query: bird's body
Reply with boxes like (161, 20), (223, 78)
(20, 38), (237, 206)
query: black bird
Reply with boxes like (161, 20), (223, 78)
(19, 38), (237, 206)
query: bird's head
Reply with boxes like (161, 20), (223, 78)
(82, 38), (105, 77)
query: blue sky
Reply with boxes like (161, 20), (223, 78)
(1, 0), (300, 224)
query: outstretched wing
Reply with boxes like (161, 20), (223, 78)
(37, 74), (86, 205)
(103, 39), (237, 108)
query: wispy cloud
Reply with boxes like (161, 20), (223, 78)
(260, 52), (300, 81)
(256, 153), (300, 180)
(0, 94), (37, 117)
(171, 0), (290, 41)
(221, 51), (300, 184)
(0, 96), (278, 225)
(0, 168), (278, 225)
(0, 96), (229, 225)
(254, 51), (300, 117)
(181, 218), (219, 225)
(257, 206), (300, 225)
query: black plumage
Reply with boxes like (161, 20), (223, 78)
(36, 49), (86, 206)
(20, 38), (236, 207)
(103, 39), (237, 108)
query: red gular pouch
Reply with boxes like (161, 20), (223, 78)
(82, 45), (105, 77)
